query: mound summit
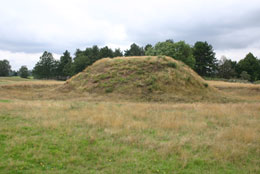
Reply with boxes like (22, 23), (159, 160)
(63, 56), (222, 102)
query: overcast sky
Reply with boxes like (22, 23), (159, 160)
(0, 0), (260, 70)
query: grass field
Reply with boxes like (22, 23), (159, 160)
(0, 77), (259, 174)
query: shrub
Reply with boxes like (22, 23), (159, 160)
(167, 62), (177, 68)
(19, 66), (29, 78)
(105, 87), (114, 93)
(240, 71), (251, 81)
(254, 80), (260, 84)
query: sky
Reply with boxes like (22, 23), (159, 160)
(0, 0), (260, 70)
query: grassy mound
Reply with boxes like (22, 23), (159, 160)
(63, 56), (224, 102)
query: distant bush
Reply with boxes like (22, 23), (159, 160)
(105, 87), (114, 93)
(240, 71), (251, 81)
(19, 66), (29, 78)
(167, 62), (177, 68)
(204, 83), (208, 88)
(157, 55), (166, 60)
(0, 60), (11, 76)
(254, 80), (260, 84)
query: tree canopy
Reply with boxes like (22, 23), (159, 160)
(193, 41), (217, 77)
(32, 51), (59, 79)
(57, 50), (73, 78)
(19, 65), (29, 78)
(124, 43), (145, 56)
(236, 53), (260, 81)
(217, 56), (237, 79)
(4, 40), (258, 82)
(0, 59), (11, 76)
(145, 40), (195, 68)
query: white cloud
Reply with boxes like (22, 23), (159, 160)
(0, 0), (260, 69)
(216, 48), (260, 62)
(0, 50), (60, 70)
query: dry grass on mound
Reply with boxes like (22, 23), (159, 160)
(63, 56), (226, 102)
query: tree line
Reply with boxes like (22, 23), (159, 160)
(1, 40), (260, 82)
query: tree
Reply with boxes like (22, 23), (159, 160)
(32, 51), (59, 79)
(72, 46), (101, 74)
(58, 50), (73, 78)
(19, 65), (29, 78)
(236, 53), (260, 81)
(144, 44), (152, 52)
(145, 40), (195, 68)
(217, 56), (237, 79)
(240, 71), (251, 81)
(113, 48), (123, 57)
(10, 70), (18, 76)
(193, 41), (217, 77)
(72, 55), (90, 74)
(124, 43), (145, 56)
(99, 46), (114, 58)
(146, 41), (175, 56)
(0, 60), (11, 76)
(172, 41), (195, 68)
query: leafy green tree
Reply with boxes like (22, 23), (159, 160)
(10, 70), (18, 76)
(72, 55), (90, 74)
(165, 39), (174, 43)
(89, 45), (100, 61)
(58, 50), (73, 78)
(113, 48), (123, 57)
(146, 41), (175, 56)
(193, 41), (217, 77)
(75, 49), (83, 57)
(240, 71), (251, 81)
(82, 45), (100, 62)
(172, 41), (195, 68)
(217, 56), (237, 79)
(72, 46), (101, 74)
(99, 46), (114, 58)
(124, 43), (145, 56)
(145, 40), (195, 68)
(144, 44), (152, 52)
(236, 53), (260, 81)
(145, 45), (157, 56)
(72, 45), (123, 74)
(32, 51), (59, 79)
(0, 59), (11, 76)
(19, 65), (29, 78)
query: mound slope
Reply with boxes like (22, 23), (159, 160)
(63, 56), (223, 102)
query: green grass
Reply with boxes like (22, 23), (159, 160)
(0, 76), (34, 85)
(0, 71), (259, 174)
(0, 102), (256, 174)
(0, 99), (10, 103)
(0, 76), (33, 81)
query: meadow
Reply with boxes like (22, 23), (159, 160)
(0, 77), (259, 174)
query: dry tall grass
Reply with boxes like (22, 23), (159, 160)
(0, 77), (259, 173)
(0, 100), (259, 171)
(208, 80), (260, 101)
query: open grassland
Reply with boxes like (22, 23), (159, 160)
(0, 77), (259, 173)
(207, 80), (260, 102)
